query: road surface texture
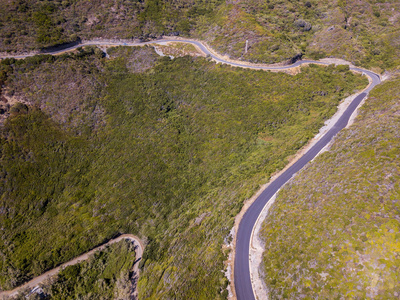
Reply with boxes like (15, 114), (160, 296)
(0, 234), (143, 299)
(0, 37), (381, 300)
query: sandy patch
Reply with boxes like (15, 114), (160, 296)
(151, 42), (203, 59)
(318, 58), (354, 66)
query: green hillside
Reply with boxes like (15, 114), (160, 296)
(261, 75), (400, 298)
(1, 0), (399, 69)
(0, 47), (366, 298)
(0, 0), (223, 52)
(200, 0), (400, 69)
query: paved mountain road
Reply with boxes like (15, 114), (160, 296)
(0, 38), (381, 87)
(234, 91), (379, 300)
(0, 38), (381, 299)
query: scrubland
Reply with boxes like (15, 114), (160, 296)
(0, 46), (366, 298)
(261, 75), (400, 298)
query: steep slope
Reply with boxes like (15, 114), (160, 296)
(0, 0), (223, 52)
(200, 0), (400, 69)
(0, 47), (366, 298)
(261, 75), (400, 298)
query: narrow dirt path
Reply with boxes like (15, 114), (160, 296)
(0, 234), (144, 299)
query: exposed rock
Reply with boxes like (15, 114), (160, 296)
(194, 212), (210, 225)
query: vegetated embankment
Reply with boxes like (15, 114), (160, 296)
(261, 75), (400, 298)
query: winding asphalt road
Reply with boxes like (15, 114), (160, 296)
(0, 38), (381, 299)
(231, 68), (380, 298)
(0, 37), (383, 83)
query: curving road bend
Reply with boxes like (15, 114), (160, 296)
(0, 38), (382, 87)
(0, 234), (144, 299)
(0, 37), (381, 300)
(232, 70), (380, 298)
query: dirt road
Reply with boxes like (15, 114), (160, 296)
(0, 234), (144, 299)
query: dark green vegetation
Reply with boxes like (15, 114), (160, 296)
(261, 75), (400, 298)
(1, 0), (400, 70)
(0, 47), (366, 298)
